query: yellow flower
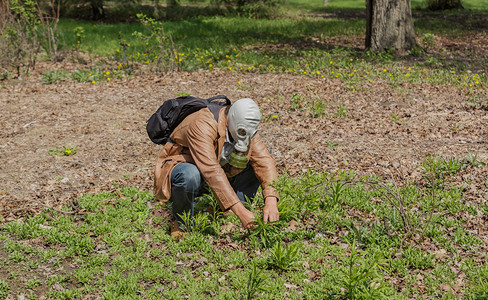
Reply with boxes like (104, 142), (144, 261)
(106, 71), (110, 75)
(92, 81), (96, 84)
(65, 150), (71, 154)
(316, 71), (321, 75)
(107, 78), (111, 81)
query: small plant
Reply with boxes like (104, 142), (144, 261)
(73, 26), (85, 49)
(421, 155), (463, 188)
(464, 150), (486, 167)
(0, 280), (9, 298)
(49, 146), (77, 156)
(26, 276), (42, 290)
(289, 93), (304, 111)
(335, 103), (347, 117)
(309, 99), (326, 118)
(267, 242), (299, 271)
(402, 247), (435, 270)
(9, 250), (26, 263)
(28, 259), (39, 269)
(175, 91), (190, 97)
(326, 140), (339, 149)
(242, 263), (267, 300)
(249, 216), (281, 248)
(339, 241), (388, 299)
(41, 69), (67, 84)
(420, 33), (437, 51)
(133, 13), (180, 72)
(178, 210), (209, 233)
(70, 69), (92, 82)
(263, 114), (280, 122)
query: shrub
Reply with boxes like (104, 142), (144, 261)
(426, 0), (463, 10)
(214, 0), (283, 18)
(0, 0), (60, 77)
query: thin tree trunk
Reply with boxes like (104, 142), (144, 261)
(90, 0), (105, 20)
(365, 0), (416, 53)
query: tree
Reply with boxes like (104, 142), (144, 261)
(365, 0), (416, 53)
(90, 0), (105, 20)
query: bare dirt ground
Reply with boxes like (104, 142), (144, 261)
(1, 62), (487, 222)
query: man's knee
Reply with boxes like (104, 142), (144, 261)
(171, 164), (201, 191)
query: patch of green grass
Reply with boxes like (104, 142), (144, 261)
(0, 280), (9, 298)
(48, 4), (488, 100)
(41, 69), (68, 84)
(1, 158), (487, 298)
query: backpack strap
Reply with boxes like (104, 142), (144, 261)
(207, 95), (231, 121)
(207, 95), (231, 105)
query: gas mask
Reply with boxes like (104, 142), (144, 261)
(225, 98), (261, 175)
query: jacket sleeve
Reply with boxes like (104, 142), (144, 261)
(186, 118), (241, 210)
(249, 133), (279, 200)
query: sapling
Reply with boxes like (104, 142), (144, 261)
(267, 242), (299, 271)
(242, 263), (267, 300)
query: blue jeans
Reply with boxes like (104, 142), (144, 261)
(170, 163), (260, 224)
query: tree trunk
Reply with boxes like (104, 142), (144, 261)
(90, 0), (105, 20)
(365, 0), (416, 53)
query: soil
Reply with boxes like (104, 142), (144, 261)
(1, 59), (487, 221)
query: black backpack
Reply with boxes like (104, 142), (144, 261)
(146, 95), (231, 145)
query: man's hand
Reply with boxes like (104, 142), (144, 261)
(263, 196), (279, 224)
(230, 202), (257, 229)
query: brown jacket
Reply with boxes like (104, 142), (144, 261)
(153, 106), (279, 210)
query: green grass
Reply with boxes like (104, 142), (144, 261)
(51, 1), (487, 95)
(0, 160), (487, 298)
